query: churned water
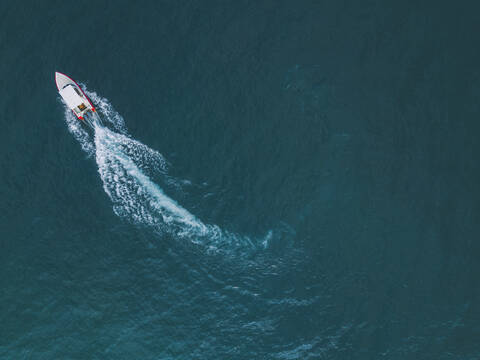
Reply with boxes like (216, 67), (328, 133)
(1, 1), (480, 359)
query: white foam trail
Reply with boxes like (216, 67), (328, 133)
(95, 125), (219, 241)
(60, 84), (264, 252)
(83, 88), (127, 134)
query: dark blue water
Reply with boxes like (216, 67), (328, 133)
(1, 1), (480, 358)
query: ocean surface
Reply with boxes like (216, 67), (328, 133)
(1, 1), (480, 359)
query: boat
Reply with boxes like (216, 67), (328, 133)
(55, 72), (96, 121)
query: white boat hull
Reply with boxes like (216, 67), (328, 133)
(55, 72), (96, 120)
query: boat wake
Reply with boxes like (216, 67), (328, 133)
(60, 86), (268, 253)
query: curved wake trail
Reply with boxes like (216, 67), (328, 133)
(61, 86), (263, 253)
(95, 126), (217, 240)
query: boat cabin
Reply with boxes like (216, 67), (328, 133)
(59, 85), (90, 116)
